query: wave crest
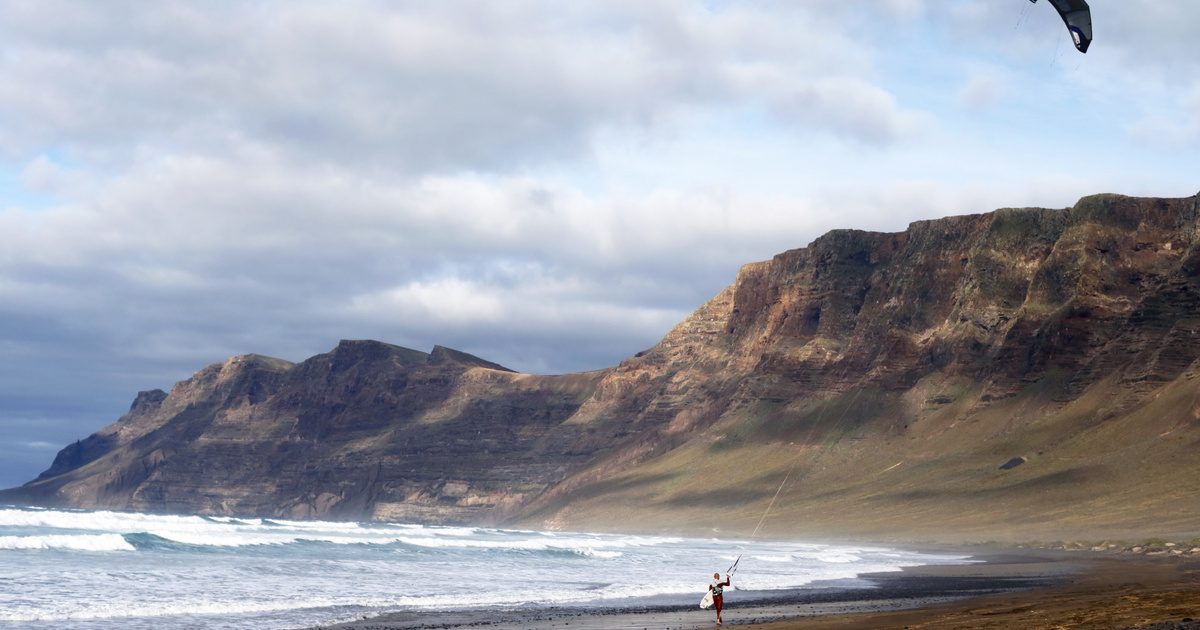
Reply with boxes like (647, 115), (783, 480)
(0, 533), (135, 552)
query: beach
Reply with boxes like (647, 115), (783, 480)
(311, 550), (1200, 630)
(752, 552), (1200, 630)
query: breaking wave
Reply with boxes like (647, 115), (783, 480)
(0, 507), (639, 556)
(0, 533), (135, 552)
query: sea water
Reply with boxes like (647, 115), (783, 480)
(0, 505), (969, 629)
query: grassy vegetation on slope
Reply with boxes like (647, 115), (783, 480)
(520, 365), (1200, 543)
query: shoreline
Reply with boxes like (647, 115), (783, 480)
(308, 549), (1090, 630)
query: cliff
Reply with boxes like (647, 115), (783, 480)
(6, 342), (605, 521)
(5, 192), (1200, 542)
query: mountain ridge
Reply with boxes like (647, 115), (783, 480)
(5, 191), (1200, 542)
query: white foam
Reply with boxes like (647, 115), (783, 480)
(0, 507), (642, 551)
(0, 508), (261, 537)
(140, 531), (419, 548)
(0, 578), (694, 623)
(389, 535), (635, 557)
(0, 508), (689, 555)
(0, 507), (423, 549)
(578, 549), (623, 559)
(0, 533), (134, 552)
(0, 507), (370, 535)
(750, 554), (794, 562)
(795, 550), (862, 563)
(0, 594), (368, 622)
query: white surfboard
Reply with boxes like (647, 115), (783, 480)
(699, 588), (714, 609)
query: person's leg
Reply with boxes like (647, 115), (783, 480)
(714, 595), (723, 624)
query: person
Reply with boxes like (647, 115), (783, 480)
(709, 572), (731, 625)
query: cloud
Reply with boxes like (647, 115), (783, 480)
(770, 76), (928, 144)
(957, 69), (1013, 111)
(353, 277), (508, 327)
(0, 1), (918, 174)
(1, 149), (816, 368)
(1096, 3), (1200, 81)
(880, 0), (926, 21)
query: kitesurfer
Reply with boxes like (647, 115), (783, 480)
(1030, 0), (1092, 53)
(709, 572), (731, 624)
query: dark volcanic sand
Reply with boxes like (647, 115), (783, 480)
(752, 553), (1200, 630)
(307, 552), (1081, 630)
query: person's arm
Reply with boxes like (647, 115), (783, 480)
(720, 576), (731, 587)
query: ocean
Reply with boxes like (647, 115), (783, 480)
(0, 505), (969, 629)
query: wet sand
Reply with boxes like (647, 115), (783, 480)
(752, 553), (1200, 630)
(306, 549), (1199, 630)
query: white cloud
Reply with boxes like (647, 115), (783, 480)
(1097, 2), (1200, 82)
(880, 0), (926, 20)
(352, 278), (507, 326)
(957, 70), (1012, 111)
(0, 1), (904, 172)
(346, 273), (684, 340)
(771, 76), (928, 144)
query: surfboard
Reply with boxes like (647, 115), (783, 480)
(699, 588), (714, 609)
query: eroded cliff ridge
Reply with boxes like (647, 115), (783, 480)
(6, 192), (1200, 541)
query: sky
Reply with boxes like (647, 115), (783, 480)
(1, 0), (1198, 488)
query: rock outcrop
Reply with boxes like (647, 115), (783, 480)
(5, 192), (1200, 541)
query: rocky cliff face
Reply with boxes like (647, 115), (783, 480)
(525, 192), (1200, 540)
(6, 192), (1200, 541)
(6, 342), (607, 521)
